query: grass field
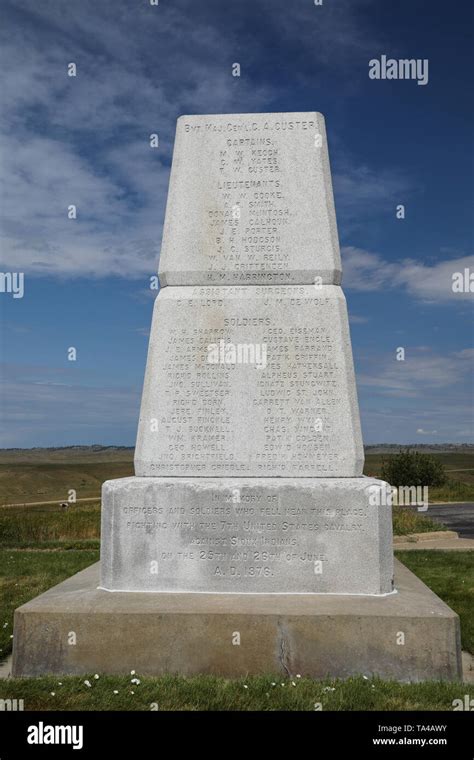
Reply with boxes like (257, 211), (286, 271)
(0, 549), (100, 659)
(392, 507), (445, 535)
(397, 551), (474, 653)
(365, 451), (474, 501)
(0, 672), (467, 711)
(1, 447), (473, 505)
(0, 504), (101, 548)
(0, 462), (133, 505)
(364, 451), (474, 482)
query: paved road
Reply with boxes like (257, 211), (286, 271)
(428, 502), (474, 539)
(0, 496), (99, 509)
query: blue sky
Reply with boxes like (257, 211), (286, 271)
(1, 0), (473, 447)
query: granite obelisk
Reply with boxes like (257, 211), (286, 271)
(101, 112), (393, 595)
(12, 114), (462, 682)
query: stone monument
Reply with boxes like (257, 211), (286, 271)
(12, 113), (462, 681)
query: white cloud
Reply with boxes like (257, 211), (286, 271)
(0, 1), (276, 278)
(342, 247), (399, 290)
(0, 0), (408, 279)
(343, 247), (474, 302)
(400, 257), (474, 302)
(0, 131), (170, 277)
(333, 163), (414, 226)
(358, 346), (473, 398)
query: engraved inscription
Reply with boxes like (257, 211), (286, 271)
(187, 120), (314, 281)
(137, 285), (361, 477)
(120, 487), (369, 583)
(159, 113), (340, 285)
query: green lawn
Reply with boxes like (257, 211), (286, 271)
(0, 549), (99, 659)
(395, 550), (474, 653)
(0, 504), (101, 547)
(0, 673), (468, 711)
(392, 506), (445, 535)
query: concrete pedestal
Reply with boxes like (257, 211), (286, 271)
(12, 560), (462, 682)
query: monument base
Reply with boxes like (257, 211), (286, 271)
(12, 560), (462, 682)
(101, 476), (394, 595)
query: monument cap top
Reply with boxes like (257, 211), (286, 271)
(176, 110), (326, 122)
(158, 111), (342, 287)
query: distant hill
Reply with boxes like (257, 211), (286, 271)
(0, 446), (134, 465)
(365, 444), (474, 454)
(0, 443), (472, 458)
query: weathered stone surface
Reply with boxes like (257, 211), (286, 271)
(135, 284), (363, 477)
(12, 560), (462, 681)
(158, 112), (341, 286)
(100, 476), (393, 595)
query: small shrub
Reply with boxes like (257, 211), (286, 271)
(381, 449), (447, 488)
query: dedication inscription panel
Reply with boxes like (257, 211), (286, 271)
(158, 112), (341, 286)
(101, 478), (393, 595)
(135, 285), (363, 477)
